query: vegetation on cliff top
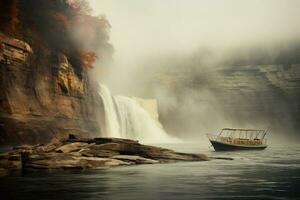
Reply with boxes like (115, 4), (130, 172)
(0, 0), (113, 71)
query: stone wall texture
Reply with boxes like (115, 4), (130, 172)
(0, 33), (103, 145)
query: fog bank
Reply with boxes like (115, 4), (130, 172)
(88, 0), (300, 143)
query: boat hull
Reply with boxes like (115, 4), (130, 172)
(210, 140), (267, 151)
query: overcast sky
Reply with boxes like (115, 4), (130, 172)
(88, 0), (300, 67)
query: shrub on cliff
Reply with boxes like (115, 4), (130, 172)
(0, 0), (113, 72)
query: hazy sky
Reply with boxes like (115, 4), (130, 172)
(88, 0), (300, 141)
(89, 0), (300, 67)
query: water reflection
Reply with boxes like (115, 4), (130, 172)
(1, 145), (299, 200)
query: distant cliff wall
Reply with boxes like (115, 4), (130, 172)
(0, 33), (103, 145)
(155, 63), (300, 138)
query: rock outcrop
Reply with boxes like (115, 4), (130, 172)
(0, 136), (210, 175)
(0, 33), (103, 145)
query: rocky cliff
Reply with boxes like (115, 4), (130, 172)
(154, 63), (300, 138)
(0, 33), (103, 145)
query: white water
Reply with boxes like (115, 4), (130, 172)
(97, 85), (121, 138)
(98, 84), (179, 143)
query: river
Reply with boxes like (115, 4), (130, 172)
(0, 143), (299, 200)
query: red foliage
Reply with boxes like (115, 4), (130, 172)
(50, 11), (69, 30)
(73, 14), (113, 54)
(80, 50), (98, 69)
(69, 0), (92, 15)
(0, 0), (112, 71)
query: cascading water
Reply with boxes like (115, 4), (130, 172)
(97, 84), (121, 138)
(98, 84), (179, 143)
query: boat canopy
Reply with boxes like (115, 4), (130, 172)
(219, 128), (268, 140)
(222, 128), (265, 132)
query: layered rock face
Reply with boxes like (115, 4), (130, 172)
(0, 33), (103, 145)
(213, 65), (300, 134)
(155, 63), (300, 137)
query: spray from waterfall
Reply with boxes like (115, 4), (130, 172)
(98, 84), (180, 143)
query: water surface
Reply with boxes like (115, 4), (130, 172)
(0, 144), (299, 200)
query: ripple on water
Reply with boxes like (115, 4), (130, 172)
(0, 145), (299, 200)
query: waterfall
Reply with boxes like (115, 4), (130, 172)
(97, 84), (121, 138)
(98, 84), (179, 143)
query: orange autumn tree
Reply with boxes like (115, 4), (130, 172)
(18, 0), (76, 51)
(0, 0), (113, 72)
(80, 50), (98, 69)
(69, 14), (113, 70)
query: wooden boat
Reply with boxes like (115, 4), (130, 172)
(207, 128), (268, 151)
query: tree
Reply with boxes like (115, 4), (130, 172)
(0, 0), (113, 72)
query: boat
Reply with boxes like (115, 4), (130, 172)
(207, 128), (268, 151)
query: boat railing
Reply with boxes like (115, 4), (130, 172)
(207, 134), (267, 145)
(207, 134), (219, 141)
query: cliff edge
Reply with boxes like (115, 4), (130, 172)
(0, 33), (103, 145)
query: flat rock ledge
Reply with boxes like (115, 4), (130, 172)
(0, 136), (211, 176)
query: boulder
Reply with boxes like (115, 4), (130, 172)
(0, 136), (219, 175)
(80, 149), (120, 158)
(112, 155), (159, 164)
(55, 142), (95, 153)
(23, 153), (130, 169)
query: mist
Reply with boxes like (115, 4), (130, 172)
(88, 0), (300, 144)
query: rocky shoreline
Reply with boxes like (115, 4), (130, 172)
(0, 135), (217, 176)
